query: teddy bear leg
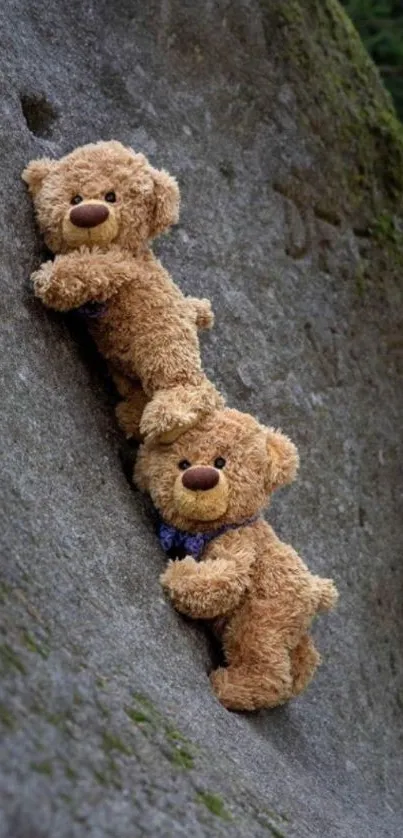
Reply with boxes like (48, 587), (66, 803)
(111, 368), (150, 441)
(115, 392), (150, 441)
(290, 635), (321, 697)
(139, 379), (224, 443)
(210, 604), (294, 711)
(210, 625), (294, 712)
(210, 653), (293, 712)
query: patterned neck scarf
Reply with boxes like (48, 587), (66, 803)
(75, 300), (108, 319)
(158, 515), (259, 561)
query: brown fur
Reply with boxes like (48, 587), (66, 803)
(135, 409), (338, 711)
(22, 141), (223, 442)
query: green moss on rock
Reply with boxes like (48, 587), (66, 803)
(21, 629), (50, 659)
(30, 760), (53, 777)
(260, 0), (403, 222)
(164, 724), (192, 745)
(93, 758), (123, 790)
(125, 706), (152, 725)
(101, 731), (132, 757)
(0, 703), (15, 730)
(263, 823), (286, 838)
(64, 764), (77, 781)
(170, 746), (195, 770)
(131, 692), (156, 711)
(0, 643), (26, 674)
(0, 580), (11, 603)
(196, 791), (232, 820)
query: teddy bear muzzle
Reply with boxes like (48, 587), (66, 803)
(70, 202), (109, 228)
(181, 466), (219, 491)
(173, 466), (229, 521)
(62, 199), (119, 248)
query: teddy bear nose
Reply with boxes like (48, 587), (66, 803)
(69, 203), (109, 228)
(182, 466), (219, 492)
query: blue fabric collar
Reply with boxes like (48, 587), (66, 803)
(158, 515), (259, 561)
(75, 300), (108, 319)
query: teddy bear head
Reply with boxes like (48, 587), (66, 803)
(22, 140), (179, 254)
(135, 408), (299, 532)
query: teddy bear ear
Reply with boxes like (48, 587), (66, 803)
(149, 167), (180, 238)
(21, 158), (56, 196)
(265, 428), (299, 491)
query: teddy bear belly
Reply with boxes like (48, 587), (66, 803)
(89, 300), (205, 394)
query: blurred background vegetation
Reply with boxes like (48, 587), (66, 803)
(342, 1), (403, 119)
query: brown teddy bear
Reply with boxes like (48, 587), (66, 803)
(22, 140), (223, 442)
(135, 408), (338, 711)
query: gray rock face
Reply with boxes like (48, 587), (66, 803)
(1, 1), (403, 836)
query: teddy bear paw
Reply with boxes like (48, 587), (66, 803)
(139, 395), (199, 443)
(160, 557), (198, 591)
(31, 262), (54, 299)
(140, 383), (223, 443)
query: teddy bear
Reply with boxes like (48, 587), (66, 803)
(135, 408), (338, 711)
(22, 140), (223, 443)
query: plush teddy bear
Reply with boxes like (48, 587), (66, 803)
(22, 140), (223, 442)
(135, 408), (338, 711)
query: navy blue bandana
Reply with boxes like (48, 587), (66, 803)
(75, 300), (108, 320)
(158, 516), (259, 561)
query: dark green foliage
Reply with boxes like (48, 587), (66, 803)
(343, 1), (403, 118)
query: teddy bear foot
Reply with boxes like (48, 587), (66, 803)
(139, 383), (224, 443)
(115, 394), (149, 441)
(210, 665), (293, 712)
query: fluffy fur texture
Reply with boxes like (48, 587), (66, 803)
(135, 408), (338, 711)
(22, 141), (223, 442)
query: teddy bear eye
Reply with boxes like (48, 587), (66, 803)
(214, 457), (226, 469)
(178, 459), (191, 471)
(71, 194), (83, 205)
(105, 191), (116, 203)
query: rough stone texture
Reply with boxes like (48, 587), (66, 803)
(1, 1), (403, 836)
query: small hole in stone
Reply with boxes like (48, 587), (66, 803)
(218, 160), (236, 184)
(20, 93), (57, 139)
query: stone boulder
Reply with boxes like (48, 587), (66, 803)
(1, 1), (402, 836)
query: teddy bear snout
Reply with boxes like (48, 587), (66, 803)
(182, 466), (219, 492)
(69, 203), (110, 228)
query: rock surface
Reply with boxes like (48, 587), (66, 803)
(1, 1), (403, 836)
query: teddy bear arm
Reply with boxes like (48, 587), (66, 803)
(32, 249), (134, 311)
(160, 545), (255, 619)
(161, 558), (248, 619)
